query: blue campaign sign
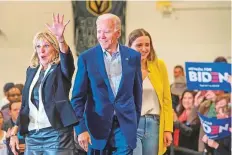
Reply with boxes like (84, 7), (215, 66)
(198, 113), (231, 140)
(185, 62), (231, 92)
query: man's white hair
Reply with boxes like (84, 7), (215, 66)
(96, 13), (121, 31)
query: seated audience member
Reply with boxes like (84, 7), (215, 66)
(215, 94), (230, 119)
(3, 101), (25, 155)
(171, 65), (186, 109)
(173, 65), (185, 79)
(0, 83), (14, 109)
(197, 91), (224, 118)
(183, 56), (229, 154)
(171, 76), (186, 97)
(0, 111), (8, 155)
(202, 94), (231, 155)
(15, 84), (24, 95)
(172, 76), (187, 112)
(194, 90), (224, 153)
(173, 90), (200, 155)
(1, 87), (22, 121)
(3, 101), (22, 130)
(1, 86), (22, 110)
(213, 56), (228, 63)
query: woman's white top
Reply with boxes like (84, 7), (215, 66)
(141, 76), (160, 116)
(28, 65), (52, 131)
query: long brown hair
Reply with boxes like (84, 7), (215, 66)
(128, 28), (156, 61)
(176, 90), (195, 117)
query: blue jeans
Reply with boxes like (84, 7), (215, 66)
(88, 118), (133, 155)
(133, 115), (160, 155)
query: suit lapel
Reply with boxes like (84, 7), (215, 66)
(115, 46), (130, 99)
(42, 64), (57, 84)
(96, 45), (115, 100)
(24, 65), (56, 104)
(25, 67), (39, 89)
(96, 45), (108, 81)
(23, 67), (39, 104)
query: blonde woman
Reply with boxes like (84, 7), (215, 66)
(128, 29), (173, 155)
(9, 14), (77, 155)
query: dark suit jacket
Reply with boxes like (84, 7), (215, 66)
(71, 44), (143, 150)
(17, 49), (78, 135)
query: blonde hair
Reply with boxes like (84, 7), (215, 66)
(215, 94), (231, 116)
(30, 31), (60, 68)
(96, 13), (121, 31)
(215, 94), (231, 103)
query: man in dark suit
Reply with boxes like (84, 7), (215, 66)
(71, 13), (142, 154)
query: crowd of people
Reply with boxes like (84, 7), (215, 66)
(169, 57), (231, 155)
(0, 13), (231, 155)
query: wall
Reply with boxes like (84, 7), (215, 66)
(0, 1), (231, 98)
(0, 1), (75, 98)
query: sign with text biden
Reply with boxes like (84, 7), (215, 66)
(185, 62), (231, 92)
(198, 113), (231, 140)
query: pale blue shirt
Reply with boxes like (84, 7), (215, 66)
(101, 45), (122, 97)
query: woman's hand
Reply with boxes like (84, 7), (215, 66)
(205, 91), (216, 101)
(164, 131), (173, 147)
(207, 139), (219, 149)
(227, 75), (232, 84)
(194, 91), (204, 107)
(202, 134), (208, 143)
(46, 13), (70, 42)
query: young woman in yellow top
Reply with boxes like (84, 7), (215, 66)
(128, 29), (173, 155)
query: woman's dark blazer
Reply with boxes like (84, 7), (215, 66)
(17, 49), (78, 135)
